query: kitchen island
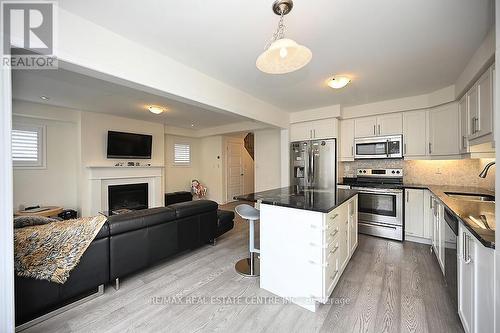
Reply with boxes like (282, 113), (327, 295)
(236, 187), (358, 312)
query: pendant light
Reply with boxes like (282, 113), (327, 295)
(256, 0), (312, 74)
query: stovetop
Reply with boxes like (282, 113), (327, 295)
(341, 177), (404, 189)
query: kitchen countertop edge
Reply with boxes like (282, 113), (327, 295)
(339, 182), (495, 249)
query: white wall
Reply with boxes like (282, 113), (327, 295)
(12, 101), (79, 211)
(80, 111), (165, 166)
(254, 129), (282, 191)
(164, 134), (201, 192)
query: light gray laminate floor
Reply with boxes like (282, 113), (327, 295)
(24, 202), (463, 333)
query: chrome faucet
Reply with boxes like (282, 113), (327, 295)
(479, 161), (496, 178)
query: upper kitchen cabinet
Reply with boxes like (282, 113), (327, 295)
(403, 110), (427, 158)
(474, 66), (493, 139)
(354, 114), (402, 138)
(459, 95), (469, 154)
(377, 113), (403, 135)
(340, 119), (355, 161)
(290, 118), (338, 142)
(354, 116), (377, 137)
(428, 103), (460, 157)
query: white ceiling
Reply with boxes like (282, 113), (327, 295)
(12, 69), (252, 129)
(58, 0), (494, 112)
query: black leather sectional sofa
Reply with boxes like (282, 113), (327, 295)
(15, 200), (233, 327)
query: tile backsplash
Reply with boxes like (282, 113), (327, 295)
(339, 158), (495, 191)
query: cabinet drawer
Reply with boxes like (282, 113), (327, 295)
(324, 251), (340, 297)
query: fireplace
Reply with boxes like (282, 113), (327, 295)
(108, 183), (148, 212)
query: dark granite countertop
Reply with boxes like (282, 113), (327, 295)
(338, 181), (495, 249)
(235, 187), (358, 213)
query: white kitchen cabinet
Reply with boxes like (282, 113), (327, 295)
(354, 114), (402, 138)
(339, 119), (355, 161)
(348, 198), (358, 254)
(468, 84), (479, 140)
(290, 118), (338, 141)
(404, 189), (425, 238)
(459, 95), (469, 154)
(422, 190), (433, 239)
(260, 194), (358, 312)
(377, 113), (403, 135)
(458, 224), (495, 333)
(354, 116), (377, 137)
(431, 197), (445, 274)
(475, 66), (493, 138)
(458, 224), (475, 333)
(403, 110), (428, 157)
(428, 103), (460, 156)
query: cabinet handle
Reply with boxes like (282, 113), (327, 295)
(406, 190), (409, 202)
(373, 125), (376, 135)
(329, 228), (339, 238)
(330, 270), (339, 281)
(378, 124), (381, 135)
(428, 142), (432, 154)
(351, 146), (353, 156)
(329, 214), (339, 220)
(404, 143), (407, 155)
(462, 136), (466, 149)
(329, 245), (339, 254)
(430, 196), (433, 209)
(465, 235), (472, 264)
(313, 129), (316, 138)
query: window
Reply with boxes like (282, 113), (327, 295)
(173, 143), (191, 166)
(12, 124), (46, 168)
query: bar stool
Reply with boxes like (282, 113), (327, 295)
(234, 204), (260, 277)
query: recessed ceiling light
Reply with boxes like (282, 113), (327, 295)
(40, 95), (50, 101)
(148, 105), (165, 114)
(327, 76), (351, 89)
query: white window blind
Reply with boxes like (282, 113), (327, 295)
(174, 143), (191, 165)
(12, 124), (45, 168)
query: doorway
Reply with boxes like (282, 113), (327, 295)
(225, 133), (254, 203)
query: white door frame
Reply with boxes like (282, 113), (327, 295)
(224, 137), (244, 203)
(0, 63), (15, 331)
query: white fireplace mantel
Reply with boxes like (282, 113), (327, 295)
(85, 166), (164, 216)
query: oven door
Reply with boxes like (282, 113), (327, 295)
(352, 187), (403, 226)
(354, 135), (402, 159)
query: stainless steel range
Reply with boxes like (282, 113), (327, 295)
(348, 168), (404, 241)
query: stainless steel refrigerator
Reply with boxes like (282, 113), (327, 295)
(290, 138), (337, 189)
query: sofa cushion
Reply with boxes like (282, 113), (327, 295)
(165, 191), (192, 206)
(216, 210), (235, 238)
(107, 207), (176, 235)
(169, 200), (218, 219)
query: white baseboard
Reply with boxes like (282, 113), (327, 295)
(405, 234), (432, 245)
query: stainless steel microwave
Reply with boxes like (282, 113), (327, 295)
(354, 135), (403, 159)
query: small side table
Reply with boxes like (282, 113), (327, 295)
(15, 206), (63, 218)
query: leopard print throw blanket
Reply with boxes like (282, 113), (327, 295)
(14, 215), (107, 284)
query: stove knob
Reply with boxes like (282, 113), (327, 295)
(363, 170), (366, 173)
(359, 170), (362, 173)
(392, 170), (395, 174)
(396, 170), (400, 174)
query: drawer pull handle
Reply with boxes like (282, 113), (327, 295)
(329, 214), (339, 220)
(329, 245), (339, 254)
(329, 229), (339, 237)
(330, 270), (339, 280)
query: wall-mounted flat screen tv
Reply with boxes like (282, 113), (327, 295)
(107, 131), (152, 159)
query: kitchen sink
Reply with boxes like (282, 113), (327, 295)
(445, 192), (495, 202)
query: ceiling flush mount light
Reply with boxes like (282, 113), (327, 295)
(39, 95), (50, 101)
(148, 105), (165, 114)
(327, 76), (351, 89)
(256, 0), (312, 74)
